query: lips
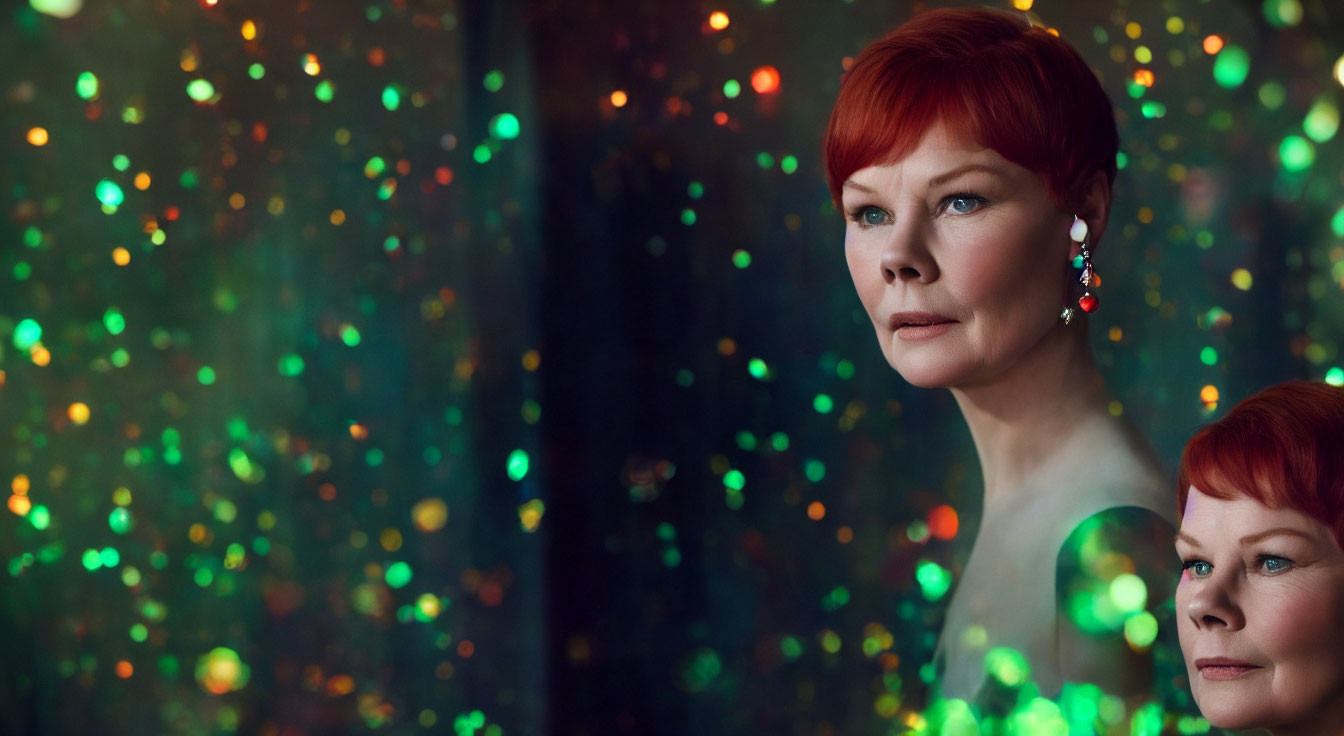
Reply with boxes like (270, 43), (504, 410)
(887, 311), (957, 330)
(1195, 657), (1262, 681)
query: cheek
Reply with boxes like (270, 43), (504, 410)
(844, 242), (882, 309)
(1256, 580), (1344, 664)
(947, 226), (1061, 313)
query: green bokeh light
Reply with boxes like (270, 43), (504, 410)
(813, 394), (833, 414)
(108, 508), (134, 534)
(1199, 346), (1218, 366)
(1212, 46), (1250, 89)
(916, 560), (952, 601)
(1279, 135), (1315, 172)
(723, 469), (745, 491)
(95, 179), (125, 207)
(385, 561), (413, 588)
(76, 71), (99, 100)
(1124, 611), (1160, 648)
(489, 113), (520, 140)
(506, 449), (530, 481)
(1304, 99), (1339, 143)
(103, 309), (125, 335)
(381, 85), (401, 111)
(14, 318), (42, 350)
(984, 646), (1030, 687)
(1108, 573), (1148, 613)
(803, 459), (825, 482)
(185, 79), (216, 102)
(722, 79), (741, 98)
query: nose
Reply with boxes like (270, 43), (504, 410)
(879, 220), (938, 284)
(1185, 570), (1245, 631)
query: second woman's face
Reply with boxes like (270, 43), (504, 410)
(1175, 488), (1344, 732)
(840, 122), (1073, 389)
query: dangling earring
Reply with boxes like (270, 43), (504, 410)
(1069, 215), (1099, 316)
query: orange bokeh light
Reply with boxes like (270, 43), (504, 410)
(750, 66), (780, 94)
(116, 660), (134, 678)
(27, 127), (49, 146)
(1203, 35), (1224, 55)
(610, 90), (628, 108)
(1133, 69), (1154, 87)
(708, 11), (729, 31)
(8, 494), (32, 516)
(806, 501), (826, 521)
(928, 505), (959, 540)
(1200, 385), (1220, 404)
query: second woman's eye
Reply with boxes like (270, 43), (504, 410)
(1258, 555), (1294, 574)
(1182, 560), (1212, 578)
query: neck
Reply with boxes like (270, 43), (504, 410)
(949, 324), (1111, 505)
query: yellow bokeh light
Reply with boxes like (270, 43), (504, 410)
(380, 527), (403, 552)
(1012, 0), (1033, 9)
(68, 402), (91, 425)
(1125, 22), (1142, 39)
(1166, 16), (1185, 33)
(521, 349), (540, 371)
(609, 90), (628, 108)
(31, 345), (51, 367)
(113, 247), (131, 266)
(302, 53), (321, 76)
(1334, 53), (1344, 88)
(1231, 268), (1253, 291)
(708, 11), (729, 30)
(27, 127), (49, 146)
(329, 209), (346, 226)
(133, 172), (151, 190)
(1200, 385), (1220, 404)
(241, 20), (257, 40)
(412, 498), (449, 532)
(13, 475), (30, 495)
(228, 193), (245, 210)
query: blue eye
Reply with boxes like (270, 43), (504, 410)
(1182, 560), (1212, 578)
(944, 195), (985, 215)
(853, 206), (889, 227)
(1260, 556), (1293, 574)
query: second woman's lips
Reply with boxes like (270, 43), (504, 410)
(888, 311), (956, 330)
(1195, 657), (1262, 680)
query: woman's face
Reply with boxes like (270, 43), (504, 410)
(839, 121), (1073, 389)
(1175, 488), (1344, 732)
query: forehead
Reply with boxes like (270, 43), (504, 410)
(844, 122), (1021, 190)
(1181, 487), (1323, 537)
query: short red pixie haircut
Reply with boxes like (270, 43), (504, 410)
(823, 7), (1118, 209)
(1178, 381), (1344, 547)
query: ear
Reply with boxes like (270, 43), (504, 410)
(1073, 170), (1112, 252)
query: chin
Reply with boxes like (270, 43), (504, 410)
(885, 353), (970, 389)
(1193, 692), (1276, 732)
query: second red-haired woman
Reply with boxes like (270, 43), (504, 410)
(1175, 381), (1344, 733)
(824, 7), (1176, 705)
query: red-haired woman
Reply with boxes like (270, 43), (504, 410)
(1175, 381), (1344, 733)
(824, 8), (1175, 701)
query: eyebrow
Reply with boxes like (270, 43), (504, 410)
(1175, 527), (1316, 548)
(841, 163), (1010, 196)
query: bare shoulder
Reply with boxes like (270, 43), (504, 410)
(1053, 504), (1180, 697)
